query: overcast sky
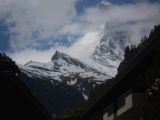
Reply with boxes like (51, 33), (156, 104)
(0, 0), (160, 64)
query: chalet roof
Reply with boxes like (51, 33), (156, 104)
(79, 25), (160, 120)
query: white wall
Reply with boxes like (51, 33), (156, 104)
(103, 94), (133, 120)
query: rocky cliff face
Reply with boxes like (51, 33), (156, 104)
(92, 29), (127, 76)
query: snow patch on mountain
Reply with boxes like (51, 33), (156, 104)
(67, 78), (77, 85)
(82, 93), (88, 100)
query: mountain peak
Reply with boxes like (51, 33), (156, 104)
(55, 50), (62, 55)
(97, 1), (112, 10)
(51, 50), (65, 61)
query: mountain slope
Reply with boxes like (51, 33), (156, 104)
(19, 51), (111, 116)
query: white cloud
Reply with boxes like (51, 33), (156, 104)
(59, 2), (160, 42)
(6, 1), (160, 65)
(8, 46), (67, 65)
(66, 31), (104, 62)
(0, 0), (76, 49)
(61, 1), (160, 59)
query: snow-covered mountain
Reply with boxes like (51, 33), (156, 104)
(92, 29), (128, 76)
(18, 3), (130, 116)
(18, 28), (129, 117)
(18, 51), (112, 116)
(17, 20), (130, 118)
(19, 50), (110, 82)
(64, 27), (128, 77)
